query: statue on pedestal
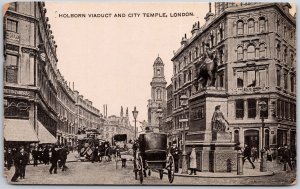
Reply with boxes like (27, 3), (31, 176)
(195, 43), (218, 88)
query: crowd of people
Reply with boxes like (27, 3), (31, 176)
(4, 144), (70, 182)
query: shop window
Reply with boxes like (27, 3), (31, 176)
(247, 99), (256, 118)
(236, 99), (244, 118)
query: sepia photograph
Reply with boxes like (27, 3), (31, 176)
(2, 1), (297, 185)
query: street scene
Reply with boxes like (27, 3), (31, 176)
(3, 1), (297, 186)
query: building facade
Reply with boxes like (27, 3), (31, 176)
(147, 56), (167, 131)
(170, 2), (296, 156)
(102, 107), (134, 142)
(3, 2), (104, 147)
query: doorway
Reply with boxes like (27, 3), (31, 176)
(244, 130), (259, 148)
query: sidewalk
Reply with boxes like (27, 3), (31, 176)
(66, 151), (79, 162)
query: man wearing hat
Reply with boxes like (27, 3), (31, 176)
(11, 146), (29, 182)
(170, 141), (179, 173)
(49, 145), (59, 174)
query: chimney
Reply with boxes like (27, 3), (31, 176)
(181, 33), (188, 46)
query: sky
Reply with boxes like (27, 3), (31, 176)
(45, 2), (296, 128)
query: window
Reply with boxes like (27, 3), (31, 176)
(257, 70), (267, 87)
(234, 130), (239, 143)
(248, 99), (256, 118)
(284, 26), (287, 37)
(8, 2), (17, 11)
(236, 71), (244, 88)
(276, 44), (281, 60)
(291, 75), (295, 93)
(247, 70), (256, 87)
(5, 54), (18, 83)
(237, 20), (244, 35)
(259, 44), (266, 58)
(174, 65), (177, 74)
(157, 89), (162, 100)
(219, 48), (224, 64)
(157, 68), (161, 76)
(248, 19), (255, 34)
(189, 52), (192, 62)
(277, 19), (280, 32)
(259, 17), (266, 33)
(236, 99), (244, 118)
(7, 19), (18, 33)
(210, 34), (215, 47)
(247, 45), (255, 59)
(237, 46), (243, 60)
(219, 72), (224, 88)
(284, 71), (288, 90)
(283, 48), (287, 63)
(290, 53), (294, 67)
(188, 69), (192, 81)
(260, 98), (268, 118)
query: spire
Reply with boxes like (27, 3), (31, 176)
(120, 106), (124, 117)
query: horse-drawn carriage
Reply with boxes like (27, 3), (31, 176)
(134, 132), (175, 184)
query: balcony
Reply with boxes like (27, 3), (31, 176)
(5, 31), (20, 43)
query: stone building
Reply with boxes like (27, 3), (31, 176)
(147, 56), (167, 131)
(4, 2), (58, 145)
(169, 2), (296, 169)
(102, 107), (134, 143)
(3, 2), (105, 147)
(74, 91), (104, 136)
(56, 70), (77, 146)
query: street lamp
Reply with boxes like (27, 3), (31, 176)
(157, 105), (163, 132)
(259, 100), (267, 172)
(132, 106), (138, 139)
(180, 94), (188, 174)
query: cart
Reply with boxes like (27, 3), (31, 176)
(134, 132), (175, 184)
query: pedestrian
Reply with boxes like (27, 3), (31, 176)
(242, 144), (255, 169)
(49, 145), (59, 174)
(32, 146), (39, 166)
(5, 148), (13, 170)
(189, 147), (197, 175)
(170, 142), (179, 173)
(266, 147), (273, 162)
(98, 142), (104, 162)
(59, 145), (69, 171)
(19, 146), (29, 179)
(282, 144), (293, 171)
(92, 146), (99, 163)
(43, 146), (50, 165)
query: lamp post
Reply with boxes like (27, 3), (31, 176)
(259, 100), (267, 172)
(180, 94), (188, 174)
(132, 106), (138, 139)
(157, 105), (163, 132)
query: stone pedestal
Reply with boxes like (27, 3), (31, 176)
(186, 89), (237, 172)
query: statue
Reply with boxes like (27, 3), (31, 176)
(211, 105), (229, 132)
(195, 43), (218, 88)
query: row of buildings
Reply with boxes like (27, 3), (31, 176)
(148, 2), (296, 161)
(3, 2), (134, 148)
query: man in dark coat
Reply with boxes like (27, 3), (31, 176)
(170, 143), (180, 173)
(49, 146), (59, 174)
(59, 145), (69, 171)
(282, 144), (293, 171)
(5, 148), (13, 170)
(11, 146), (29, 182)
(32, 147), (39, 167)
(242, 144), (255, 169)
(43, 147), (50, 165)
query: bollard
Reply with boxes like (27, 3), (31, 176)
(237, 151), (244, 175)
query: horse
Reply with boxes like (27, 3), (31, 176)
(195, 45), (218, 88)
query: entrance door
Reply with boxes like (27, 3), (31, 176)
(244, 130), (259, 148)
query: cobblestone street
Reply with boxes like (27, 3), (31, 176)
(3, 155), (296, 185)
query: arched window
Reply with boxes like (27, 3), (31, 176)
(290, 53), (294, 67)
(195, 46), (199, 58)
(259, 17), (266, 33)
(248, 19), (255, 34)
(259, 43), (266, 58)
(247, 45), (255, 59)
(234, 130), (239, 143)
(237, 46), (243, 60)
(237, 20), (244, 35)
(157, 68), (161, 76)
(174, 80), (177, 90)
(189, 51), (192, 62)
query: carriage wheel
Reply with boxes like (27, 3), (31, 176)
(137, 156), (144, 184)
(159, 169), (164, 179)
(167, 155), (175, 183)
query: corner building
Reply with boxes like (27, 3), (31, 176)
(171, 2), (296, 162)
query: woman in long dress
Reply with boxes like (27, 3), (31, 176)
(189, 148), (197, 175)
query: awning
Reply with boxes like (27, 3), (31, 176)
(4, 119), (39, 142)
(37, 121), (57, 144)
